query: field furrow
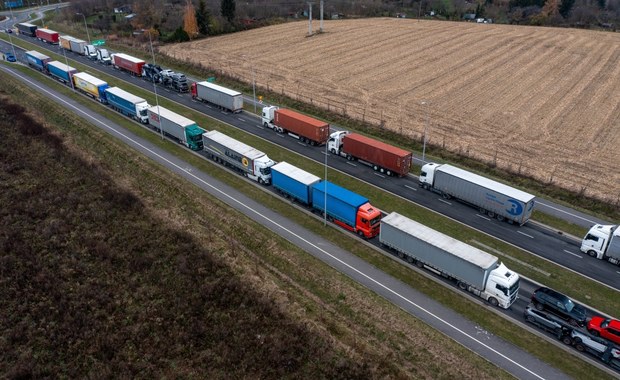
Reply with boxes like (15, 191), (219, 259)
(162, 19), (620, 202)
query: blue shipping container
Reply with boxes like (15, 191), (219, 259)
(4, 0), (23, 8)
(271, 162), (321, 205)
(46, 61), (76, 83)
(311, 181), (368, 227)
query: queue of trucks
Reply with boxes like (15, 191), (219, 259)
(16, 28), (620, 373)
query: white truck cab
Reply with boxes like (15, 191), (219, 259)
(581, 224), (620, 264)
(327, 130), (349, 155)
(262, 105), (282, 132)
(250, 155), (275, 184)
(96, 48), (111, 65)
(136, 102), (150, 124)
(418, 162), (439, 189)
(83, 44), (97, 60)
(484, 262), (520, 308)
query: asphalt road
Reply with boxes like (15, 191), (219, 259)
(1, 60), (580, 380)
(10, 33), (618, 292)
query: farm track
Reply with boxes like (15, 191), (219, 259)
(162, 19), (620, 202)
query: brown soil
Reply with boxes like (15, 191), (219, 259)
(161, 18), (620, 203)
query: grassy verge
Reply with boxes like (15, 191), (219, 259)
(2, 55), (619, 378)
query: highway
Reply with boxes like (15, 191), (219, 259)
(0, 61), (578, 380)
(5, 32), (618, 293)
(1, 20), (613, 378)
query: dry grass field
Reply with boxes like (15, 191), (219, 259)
(161, 18), (620, 203)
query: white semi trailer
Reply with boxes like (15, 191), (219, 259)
(202, 130), (275, 184)
(380, 212), (520, 308)
(419, 163), (536, 225)
(581, 224), (620, 265)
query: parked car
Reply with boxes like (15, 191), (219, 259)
(523, 304), (571, 338)
(531, 287), (587, 326)
(588, 316), (620, 345)
(562, 328), (620, 368)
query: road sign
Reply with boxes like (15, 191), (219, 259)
(92, 39), (105, 46)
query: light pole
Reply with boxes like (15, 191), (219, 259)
(61, 47), (75, 91)
(6, 4), (18, 61)
(75, 12), (90, 43)
(148, 31), (164, 141)
(421, 100), (430, 162)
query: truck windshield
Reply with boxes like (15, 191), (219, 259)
(508, 278), (519, 295)
(260, 166), (271, 175)
(369, 215), (381, 226)
(139, 109), (147, 117)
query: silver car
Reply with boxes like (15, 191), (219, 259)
(524, 304), (571, 338)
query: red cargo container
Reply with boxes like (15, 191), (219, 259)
(343, 133), (412, 177)
(111, 53), (145, 76)
(274, 109), (330, 145)
(35, 28), (59, 44)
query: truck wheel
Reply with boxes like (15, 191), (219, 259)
(423, 184), (430, 190)
(587, 250), (597, 258)
(415, 260), (424, 268)
(487, 211), (496, 218)
(398, 251), (405, 259)
(562, 335), (572, 345)
(488, 297), (499, 307)
(330, 148), (337, 154)
(263, 122), (269, 128)
(457, 281), (467, 290)
(526, 315), (536, 323)
(442, 192), (451, 200)
(497, 215), (505, 222)
(406, 256), (414, 263)
(373, 165), (379, 171)
(575, 343), (585, 352)
(386, 170), (392, 176)
(258, 178), (264, 185)
(357, 230), (365, 239)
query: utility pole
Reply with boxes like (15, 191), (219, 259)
(307, 2), (312, 36)
(319, 0), (324, 33)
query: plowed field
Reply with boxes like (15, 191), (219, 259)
(161, 19), (620, 203)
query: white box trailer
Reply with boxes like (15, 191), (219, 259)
(147, 106), (204, 151)
(380, 212), (520, 308)
(419, 163), (535, 225)
(69, 38), (87, 55)
(202, 130), (275, 184)
(191, 81), (243, 113)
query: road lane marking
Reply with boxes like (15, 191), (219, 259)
(438, 199), (451, 205)
(517, 231), (534, 239)
(404, 185), (417, 191)
(346, 162), (357, 167)
(476, 214), (490, 221)
(563, 250), (582, 258)
(374, 173), (385, 178)
(237, 118), (245, 122)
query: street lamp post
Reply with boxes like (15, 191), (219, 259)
(421, 100), (430, 162)
(6, 4), (18, 61)
(251, 64), (257, 114)
(76, 12), (90, 43)
(148, 31), (164, 141)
